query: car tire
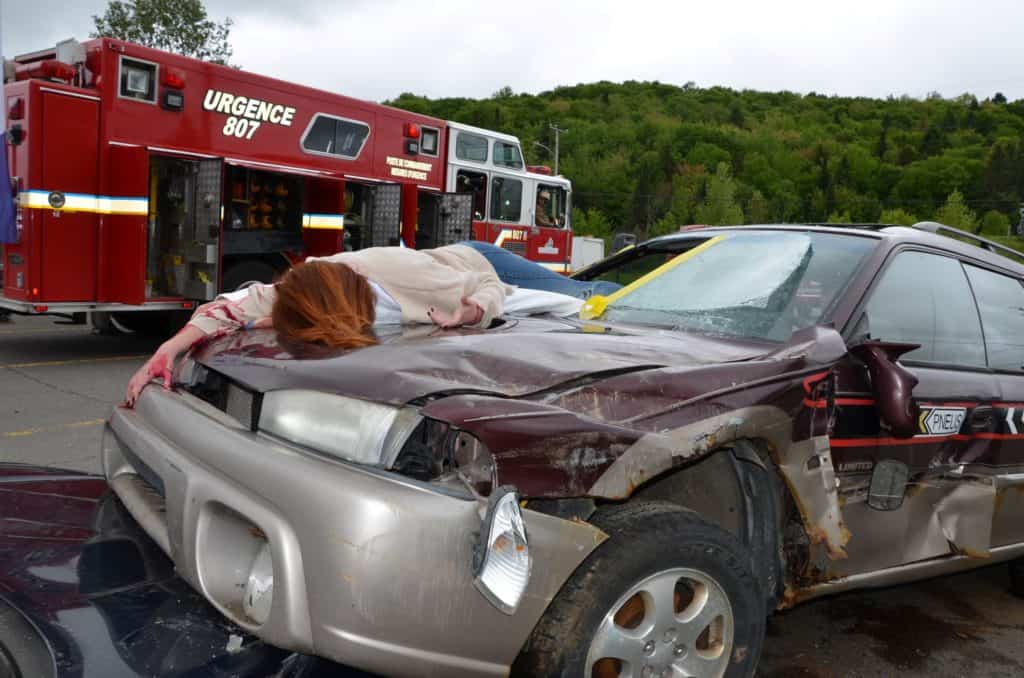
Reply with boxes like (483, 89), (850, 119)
(514, 501), (765, 678)
(222, 260), (279, 293)
(1010, 558), (1024, 598)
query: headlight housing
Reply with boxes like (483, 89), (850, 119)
(473, 488), (531, 614)
(453, 431), (497, 496)
(259, 390), (422, 467)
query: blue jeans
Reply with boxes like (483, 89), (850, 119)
(460, 241), (622, 300)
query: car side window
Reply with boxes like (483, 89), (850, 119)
(863, 250), (986, 367)
(592, 251), (679, 286)
(964, 264), (1024, 371)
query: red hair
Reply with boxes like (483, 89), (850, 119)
(271, 261), (377, 349)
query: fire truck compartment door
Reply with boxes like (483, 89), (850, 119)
(437, 193), (472, 246)
(368, 183), (401, 247)
(101, 144), (148, 304)
(187, 158), (223, 301)
(40, 91), (100, 302)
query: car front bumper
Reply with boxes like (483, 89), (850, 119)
(103, 387), (606, 678)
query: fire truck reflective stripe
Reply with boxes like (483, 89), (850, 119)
(494, 229), (522, 248)
(20, 191), (149, 215)
(302, 213), (345, 229)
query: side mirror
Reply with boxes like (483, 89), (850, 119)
(867, 459), (910, 511)
(849, 341), (920, 438)
(611, 232), (637, 252)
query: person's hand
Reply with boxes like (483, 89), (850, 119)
(123, 325), (207, 407)
(428, 297), (484, 329)
(125, 348), (176, 407)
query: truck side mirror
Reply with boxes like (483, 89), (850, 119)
(849, 341), (921, 439)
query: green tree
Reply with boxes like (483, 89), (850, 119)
(746, 190), (770, 224)
(92, 0), (234, 65)
(878, 208), (918, 226)
(934, 189), (978, 231)
(827, 210), (852, 223)
(571, 207), (614, 242)
(979, 210), (1010, 236)
(695, 163), (744, 225)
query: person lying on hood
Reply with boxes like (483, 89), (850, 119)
(125, 242), (622, 406)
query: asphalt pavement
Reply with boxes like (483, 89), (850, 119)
(1, 313), (1022, 677)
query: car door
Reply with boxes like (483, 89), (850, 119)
(829, 248), (1001, 576)
(961, 262), (1024, 548)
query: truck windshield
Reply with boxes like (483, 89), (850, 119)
(602, 231), (875, 342)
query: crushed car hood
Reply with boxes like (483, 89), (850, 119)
(188, 317), (775, 404)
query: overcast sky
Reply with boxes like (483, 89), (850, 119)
(3, 0), (1024, 103)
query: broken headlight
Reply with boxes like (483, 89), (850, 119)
(454, 432), (497, 496)
(473, 488), (531, 614)
(259, 390), (422, 467)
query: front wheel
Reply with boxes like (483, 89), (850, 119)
(515, 502), (765, 678)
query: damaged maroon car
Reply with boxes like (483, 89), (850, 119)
(103, 223), (1024, 678)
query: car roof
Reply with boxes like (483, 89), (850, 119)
(640, 223), (1024, 277)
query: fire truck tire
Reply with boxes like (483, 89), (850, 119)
(89, 311), (120, 335)
(222, 261), (279, 292)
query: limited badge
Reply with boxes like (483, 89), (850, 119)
(918, 407), (966, 436)
(48, 191), (65, 209)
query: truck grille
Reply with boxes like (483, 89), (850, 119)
(501, 241), (527, 256)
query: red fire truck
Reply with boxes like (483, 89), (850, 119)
(0, 38), (573, 328)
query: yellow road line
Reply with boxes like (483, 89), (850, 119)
(0, 355), (146, 369)
(0, 327), (91, 335)
(1, 418), (105, 439)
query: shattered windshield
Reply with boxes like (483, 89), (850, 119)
(602, 231), (875, 341)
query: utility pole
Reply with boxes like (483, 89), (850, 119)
(549, 123), (567, 175)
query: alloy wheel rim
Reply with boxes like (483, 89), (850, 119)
(586, 567), (735, 678)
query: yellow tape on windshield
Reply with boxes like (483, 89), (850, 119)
(580, 235), (725, 319)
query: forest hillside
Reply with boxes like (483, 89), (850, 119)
(389, 82), (1024, 250)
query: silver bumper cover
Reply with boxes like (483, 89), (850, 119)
(103, 387), (606, 678)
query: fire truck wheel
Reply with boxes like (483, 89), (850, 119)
(89, 311), (120, 336)
(222, 261), (279, 292)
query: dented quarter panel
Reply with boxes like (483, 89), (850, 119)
(422, 327), (858, 563)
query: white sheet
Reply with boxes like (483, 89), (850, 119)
(503, 287), (584, 318)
